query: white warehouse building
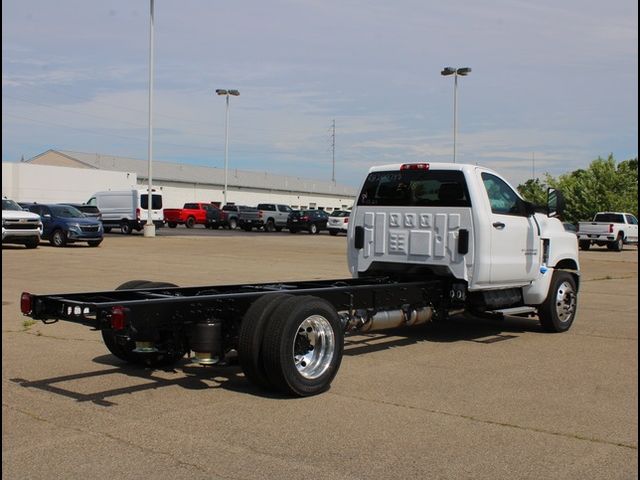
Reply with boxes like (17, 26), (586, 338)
(11, 149), (356, 211)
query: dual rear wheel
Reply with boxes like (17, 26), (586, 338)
(239, 294), (344, 396)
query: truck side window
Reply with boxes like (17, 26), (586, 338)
(625, 214), (638, 225)
(481, 173), (524, 216)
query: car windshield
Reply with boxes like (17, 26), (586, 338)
(2, 199), (23, 211)
(50, 205), (85, 218)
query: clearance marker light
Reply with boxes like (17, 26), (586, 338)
(401, 163), (430, 171)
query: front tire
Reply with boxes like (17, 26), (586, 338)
(24, 237), (39, 249)
(262, 295), (344, 396)
(538, 271), (578, 333)
(87, 240), (102, 247)
(50, 229), (67, 247)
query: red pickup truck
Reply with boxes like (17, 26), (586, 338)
(163, 202), (222, 229)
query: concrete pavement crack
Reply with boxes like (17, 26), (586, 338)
(331, 394), (637, 450)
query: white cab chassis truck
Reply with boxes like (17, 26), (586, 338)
(21, 163), (579, 397)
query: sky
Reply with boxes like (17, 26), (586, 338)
(2, 0), (638, 189)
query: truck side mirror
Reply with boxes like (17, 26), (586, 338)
(547, 188), (565, 218)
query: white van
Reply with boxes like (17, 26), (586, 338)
(87, 188), (164, 234)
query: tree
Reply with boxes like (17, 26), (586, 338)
(517, 155), (638, 223)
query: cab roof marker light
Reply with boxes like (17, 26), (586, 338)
(401, 163), (430, 171)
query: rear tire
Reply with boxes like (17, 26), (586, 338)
(185, 217), (195, 228)
(168, 222), (177, 228)
(120, 221), (132, 235)
(309, 223), (318, 234)
(578, 240), (590, 251)
(229, 218), (238, 230)
(265, 220), (276, 233)
(101, 281), (186, 366)
(329, 230), (338, 236)
(611, 235), (624, 252)
(238, 294), (293, 390)
(103, 227), (112, 233)
(538, 271), (578, 333)
(262, 296), (344, 396)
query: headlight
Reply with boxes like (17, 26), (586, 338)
(68, 223), (81, 231)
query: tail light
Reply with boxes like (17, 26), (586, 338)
(301, 216), (309, 222)
(344, 217), (349, 223)
(110, 306), (127, 330)
(20, 292), (32, 315)
(609, 224), (614, 233)
(136, 208), (141, 220)
(258, 211), (263, 219)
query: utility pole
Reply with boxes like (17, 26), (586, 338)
(532, 152), (535, 179)
(330, 119), (336, 183)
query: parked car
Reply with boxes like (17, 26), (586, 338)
(164, 202), (222, 229)
(23, 203), (103, 247)
(327, 210), (351, 236)
(2, 197), (42, 249)
(577, 212), (638, 251)
(86, 189), (163, 234)
(287, 209), (329, 234)
(59, 203), (102, 221)
(220, 205), (262, 230)
(257, 203), (293, 232)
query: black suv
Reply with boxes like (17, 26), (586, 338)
(287, 209), (329, 234)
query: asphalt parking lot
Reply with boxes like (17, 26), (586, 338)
(2, 233), (638, 479)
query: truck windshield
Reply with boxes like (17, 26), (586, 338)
(357, 170), (471, 207)
(2, 199), (23, 211)
(594, 213), (624, 223)
(141, 194), (163, 210)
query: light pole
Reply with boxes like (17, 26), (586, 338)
(441, 67), (471, 164)
(144, 0), (156, 237)
(216, 89), (240, 206)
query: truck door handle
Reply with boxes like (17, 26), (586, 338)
(492, 222), (505, 230)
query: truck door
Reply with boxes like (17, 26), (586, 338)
(480, 172), (539, 284)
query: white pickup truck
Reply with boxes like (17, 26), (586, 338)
(2, 197), (42, 249)
(577, 212), (639, 251)
(21, 162), (580, 396)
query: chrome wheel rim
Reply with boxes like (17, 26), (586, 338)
(555, 281), (576, 322)
(292, 315), (335, 379)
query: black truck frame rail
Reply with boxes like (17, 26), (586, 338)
(22, 276), (451, 327)
(20, 275), (455, 397)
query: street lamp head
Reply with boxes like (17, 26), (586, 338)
(457, 67), (472, 76)
(216, 89), (240, 96)
(441, 67), (456, 76)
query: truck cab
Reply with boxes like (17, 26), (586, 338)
(348, 162), (579, 309)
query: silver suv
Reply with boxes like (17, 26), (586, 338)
(2, 197), (42, 249)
